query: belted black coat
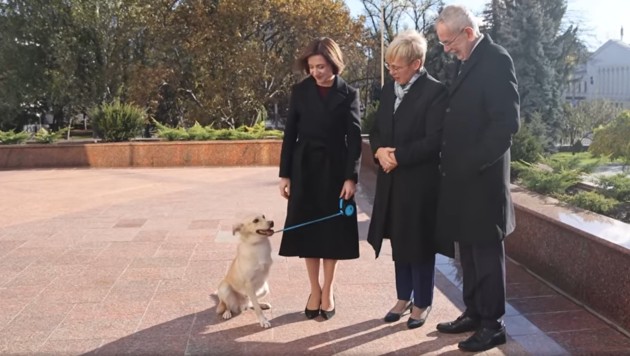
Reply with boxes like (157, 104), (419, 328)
(278, 75), (362, 260)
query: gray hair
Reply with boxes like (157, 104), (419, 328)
(385, 30), (427, 65)
(436, 5), (480, 35)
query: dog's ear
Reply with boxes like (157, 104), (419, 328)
(232, 222), (243, 235)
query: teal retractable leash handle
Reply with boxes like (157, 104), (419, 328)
(274, 198), (356, 234)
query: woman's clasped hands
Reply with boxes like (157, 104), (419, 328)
(375, 147), (398, 173)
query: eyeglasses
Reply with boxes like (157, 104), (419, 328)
(384, 62), (410, 72)
(439, 29), (465, 47)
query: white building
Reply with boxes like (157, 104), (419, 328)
(566, 39), (630, 109)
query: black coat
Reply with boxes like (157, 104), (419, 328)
(367, 71), (448, 262)
(278, 75), (362, 260)
(435, 35), (520, 256)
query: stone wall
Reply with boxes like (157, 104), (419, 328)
(507, 187), (630, 332)
(0, 140), (282, 169)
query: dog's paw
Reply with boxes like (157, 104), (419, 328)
(222, 310), (233, 320)
(259, 317), (271, 328)
(259, 302), (271, 310)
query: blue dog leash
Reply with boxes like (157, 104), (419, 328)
(274, 198), (356, 234)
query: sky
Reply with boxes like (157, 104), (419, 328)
(344, 0), (630, 51)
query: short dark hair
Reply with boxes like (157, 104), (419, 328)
(295, 37), (345, 75)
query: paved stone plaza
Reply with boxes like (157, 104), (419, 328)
(1, 167), (629, 355)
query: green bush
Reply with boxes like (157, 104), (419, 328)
(511, 124), (544, 163)
(187, 122), (213, 140)
(562, 191), (619, 215)
(0, 129), (30, 144)
(90, 99), (146, 142)
(517, 165), (581, 196)
(153, 120), (283, 141)
(33, 127), (69, 143)
(598, 174), (630, 202)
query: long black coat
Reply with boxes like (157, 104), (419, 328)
(435, 35), (520, 256)
(367, 71), (448, 263)
(278, 75), (362, 260)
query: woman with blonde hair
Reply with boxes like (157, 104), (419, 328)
(367, 30), (449, 329)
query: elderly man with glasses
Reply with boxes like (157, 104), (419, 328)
(433, 4), (521, 353)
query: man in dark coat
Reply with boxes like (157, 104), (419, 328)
(433, 5), (520, 353)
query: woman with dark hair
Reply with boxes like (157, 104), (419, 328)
(278, 37), (362, 320)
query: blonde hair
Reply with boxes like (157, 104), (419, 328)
(436, 5), (480, 35)
(385, 30), (427, 66)
(295, 37), (345, 75)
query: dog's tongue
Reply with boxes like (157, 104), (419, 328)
(257, 229), (274, 236)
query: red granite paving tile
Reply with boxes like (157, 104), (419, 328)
(0, 240), (26, 258)
(89, 255), (134, 268)
(4, 264), (83, 288)
(136, 311), (197, 337)
(526, 310), (610, 333)
(114, 218), (147, 228)
(130, 256), (190, 268)
(152, 244), (196, 259)
(184, 260), (230, 281)
(103, 279), (160, 304)
(165, 229), (210, 243)
(49, 303), (144, 341)
(39, 338), (105, 355)
(50, 248), (104, 266)
(509, 295), (583, 315)
(0, 301), (29, 330)
(189, 219), (221, 230)
(120, 266), (187, 281)
(0, 336), (42, 355)
(0, 264), (28, 287)
(88, 334), (190, 355)
(0, 301), (74, 342)
(549, 327), (630, 354)
(507, 281), (559, 299)
(87, 228), (140, 242)
(186, 335), (247, 355)
(3, 247), (67, 261)
(97, 241), (161, 258)
(504, 315), (546, 336)
(143, 218), (191, 230)
(133, 229), (169, 242)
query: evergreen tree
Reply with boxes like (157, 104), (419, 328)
(482, 0), (587, 145)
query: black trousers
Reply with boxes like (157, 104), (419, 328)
(459, 240), (505, 328)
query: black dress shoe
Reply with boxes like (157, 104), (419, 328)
(384, 301), (412, 323)
(407, 306), (431, 329)
(436, 314), (480, 334)
(458, 324), (506, 352)
(304, 294), (320, 319)
(320, 295), (335, 320)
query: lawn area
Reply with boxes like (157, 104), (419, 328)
(548, 152), (610, 167)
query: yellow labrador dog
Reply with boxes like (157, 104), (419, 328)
(216, 214), (274, 328)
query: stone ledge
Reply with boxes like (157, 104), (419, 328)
(508, 186), (630, 333)
(0, 140), (282, 169)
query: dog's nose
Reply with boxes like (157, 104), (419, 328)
(270, 221), (274, 227)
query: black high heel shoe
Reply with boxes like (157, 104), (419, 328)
(304, 294), (320, 319)
(320, 295), (336, 320)
(407, 306), (432, 329)
(384, 301), (412, 323)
